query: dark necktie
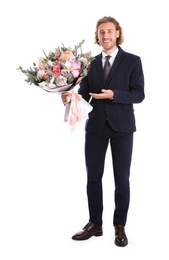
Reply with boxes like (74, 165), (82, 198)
(104, 55), (111, 80)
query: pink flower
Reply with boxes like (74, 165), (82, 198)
(43, 72), (49, 80)
(72, 68), (82, 78)
(61, 69), (70, 77)
(53, 64), (61, 76)
(70, 61), (82, 78)
(38, 57), (46, 70)
(71, 61), (81, 70)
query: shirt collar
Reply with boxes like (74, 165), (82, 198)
(102, 47), (119, 59)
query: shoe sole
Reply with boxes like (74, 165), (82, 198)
(114, 240), (128, 247)
(72, 231), (103, 241)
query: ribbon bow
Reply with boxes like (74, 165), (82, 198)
(64, 91), (83, 131)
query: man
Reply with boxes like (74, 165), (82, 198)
(62, 16), (145, 247)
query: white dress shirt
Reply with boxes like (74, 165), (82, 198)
(102, 47), (119, 68)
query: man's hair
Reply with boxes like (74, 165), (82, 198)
(94, 16), (124, 46)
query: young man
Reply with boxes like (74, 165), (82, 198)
(62, 16), (145, 247)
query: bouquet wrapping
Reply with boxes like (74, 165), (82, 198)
(64, 91), (92, 131)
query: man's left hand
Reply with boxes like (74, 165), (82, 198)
(89, 89), (114, 99)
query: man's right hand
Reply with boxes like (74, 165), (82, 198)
(61, 92), (71, 104)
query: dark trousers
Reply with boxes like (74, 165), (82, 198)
(85, 121), (133, 227)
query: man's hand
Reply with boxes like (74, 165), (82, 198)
(89, 89), (114, 99)
(61, 92), (72, 104)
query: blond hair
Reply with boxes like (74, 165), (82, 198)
(94, 16), (124, 46)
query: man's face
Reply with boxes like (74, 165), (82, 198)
(98, 22), (119, 53)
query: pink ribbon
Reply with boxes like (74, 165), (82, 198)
(64, 91), (83, 131)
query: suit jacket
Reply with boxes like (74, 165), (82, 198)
(78, 46), (145, 133)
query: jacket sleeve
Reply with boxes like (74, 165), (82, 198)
(78, 75), (91, 102)
(113, 57), (145, 104)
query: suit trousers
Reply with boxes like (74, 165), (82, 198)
(85, 121), (133, 227)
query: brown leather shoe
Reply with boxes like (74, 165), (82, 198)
(114, 225), (128, 247)
(72, 222), (103, 240)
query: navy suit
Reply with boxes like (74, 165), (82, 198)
(78, 46), (145, 227)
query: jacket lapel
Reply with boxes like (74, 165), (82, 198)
(106, 47), (124, 86)
(94, 47), (125, 87)
(94, 53), (104, 84)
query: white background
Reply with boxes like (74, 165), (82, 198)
(0, 0), (169, 259)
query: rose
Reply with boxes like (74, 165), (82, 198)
(61, 69), (70, 78)
(59, 50), (75, 62)
(56, 75), (67, 86)
(71, 61), (82, 78)
(53, 64), (61, 77)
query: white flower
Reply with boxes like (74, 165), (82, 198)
(47, 60), (53, 67)
(79, 57), (88, 65)
(39, 81), (56, 89)
(47, 76), (57, 88)
(47, 83), (56, 88)
(64, 61), (72, 69)
(57, 76), (67, 86)
(37, 69), (45, 78)
(50, 76), (55, 84)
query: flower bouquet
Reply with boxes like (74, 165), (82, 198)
(17, 40), (94, 130)
(17, 40), (94, 92)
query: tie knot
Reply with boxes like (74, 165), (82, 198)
(105, 55), (111, 61)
